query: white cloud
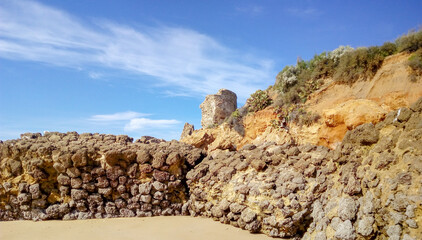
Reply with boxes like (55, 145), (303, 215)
(286, 7), (322, 18)
(124, 118), (180, 132)
(88, 112), (180, 138)
(88, 72), (102, 79)
(0, 0), (274, 101)
(89, 111), (149, 121)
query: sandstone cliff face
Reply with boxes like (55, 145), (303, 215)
(0, 133), (205, 220)
(182, 52), (422, 152)
(184, 97), (422, 239)
(308, 52), (422, 148)
(318, 99), (388, 149)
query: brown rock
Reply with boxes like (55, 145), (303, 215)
(71, 189), (88, 200)
(104, 150), (122, 166)
(410, 96), (422, 112)
(139, 164), (153, 174)
(153, 170), (170, 182)
(397, 172), (412, 185)
(53, 162), (66, 173)
(241, 208), (257, 223)
(152, 152), (167, 169)
(343, 123), (379, 146)
(217, 167), (235, 181)
(71, 149), (88, 167)
(166, 152), (181, 166)
(8, 159), (23, 176)
(66, 167), (81, 178)
(57, 174), (71, 185)
(91, 167), (105, 177)
(98, 187), (112, 197)
(70, 178), (83, 189)
(136, 149), (151, 164)
(127, 163), (138, 178)
(180, 123), (194, 140)
(138, 183), (152, 195)
(251, 160), (266, 171)
(106, 166), (124, 181)
(29, 184), (41, 199)
(96, 176), (109, 188)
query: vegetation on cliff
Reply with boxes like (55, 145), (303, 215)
(408, 49), (422, 81)
(243, 29), (422, 130)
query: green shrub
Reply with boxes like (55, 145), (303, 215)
(396, 30), (422, 53)
(275, 66), (299, 93)
(333, 46), (387, 84)
(248, 90), (272, 112)
(309, 54), (336, 80)
(231, 109), (240, 119)
(297, 111), (321, 127)
(271, 105), (320, 130)
(379, 41), (397, 56)
(273, 46), (353, 107)
(408, 49), (422, 82)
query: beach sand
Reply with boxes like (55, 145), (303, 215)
(0, 216), (274, 240)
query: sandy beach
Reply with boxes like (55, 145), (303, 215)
(0, 216), (274, 240)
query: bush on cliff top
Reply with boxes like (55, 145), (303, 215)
(396, 29), (422, 53)
(333, 42), (397, 84)
(274, 29), (422, 90)
(248, 29), (422, 130)
(247, 90), (272, 112)
(408, 49), (422, 82)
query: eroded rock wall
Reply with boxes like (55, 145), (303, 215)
(0, 133), (205, 221)
(1, 98), (421, 240)
(185, 98), (422, 239)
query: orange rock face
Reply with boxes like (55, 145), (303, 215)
(182, 52), (422, 151)
(238, 108), (278, 149)
(318, 99), (388, 148)
(308, 52), (422, 148)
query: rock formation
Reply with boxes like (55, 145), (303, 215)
(180, 123), (194, 140)
(1, 97), (421, 239)
(0, 98), (422, 240)
(185, 97), (422, 239)
(200, 89), (237, 128)
(0, 133), (205, 220)
(182, 52), (422, 152)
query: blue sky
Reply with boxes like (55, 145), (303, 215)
(1, 0), (421, 141)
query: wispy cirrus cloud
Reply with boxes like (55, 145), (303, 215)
(0, 0), (274, 101)
(124, 118), (180, 132)
(89, 111), (150, 122)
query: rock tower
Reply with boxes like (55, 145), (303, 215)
(200, 89), (237, 128)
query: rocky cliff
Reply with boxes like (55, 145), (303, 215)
(181, 52), (422, 152)
(184, 97), (422, 239)
(0, 133), (204, 220)
(1, 97), (421, 239)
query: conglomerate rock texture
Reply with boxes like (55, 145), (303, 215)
(0, 133), (205, 220)
(185, 97), (422, 239)
(1, 97), (421, 240)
